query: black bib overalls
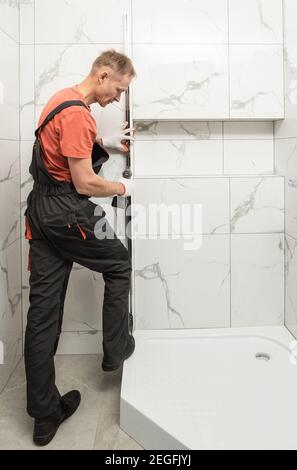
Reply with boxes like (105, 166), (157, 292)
(24, 100), (131, 418)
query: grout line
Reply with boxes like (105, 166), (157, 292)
(132, 233), (283, 237)
(134, 138), (274, 141)
(127, 42), (284, 46)
(133, 174), (281, 179)
(21, 42), (286, 46)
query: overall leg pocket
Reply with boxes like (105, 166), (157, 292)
(42, 211), (88, 241)
(75, 199), (110, 240)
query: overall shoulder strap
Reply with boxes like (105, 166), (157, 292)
(34, 100), (88, 138)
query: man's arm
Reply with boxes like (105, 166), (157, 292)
(67, 156), (125, 197)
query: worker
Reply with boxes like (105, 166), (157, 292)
(24, 49), (136, 446)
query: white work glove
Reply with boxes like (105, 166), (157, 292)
(99, 122), (135, 152)
(118, 176), (134, 197)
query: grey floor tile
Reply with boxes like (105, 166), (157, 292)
(0, 354), (133, 450)
(93, 413), (144, 450)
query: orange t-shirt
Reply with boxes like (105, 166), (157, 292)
(37, 85), (97, 182)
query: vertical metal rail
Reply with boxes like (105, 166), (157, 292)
(111, 12), (133, 333)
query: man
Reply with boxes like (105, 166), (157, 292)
(24, 49), (136, 446)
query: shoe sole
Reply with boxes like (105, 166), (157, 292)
(33, 394), (81, 446)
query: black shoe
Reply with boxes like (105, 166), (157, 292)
(33, 390), (81, 446)
(102, 335), (135, 372)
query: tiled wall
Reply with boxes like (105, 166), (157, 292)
(275, 0), (297, 338)
(132, 0), (284, 120)
(0, 2), (22, 392)
(132, 0), (285, 330)
(18, 0), (286, 355)
(133, 121), (284, 329)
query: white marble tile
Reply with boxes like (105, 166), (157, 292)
(274, 1), (297, 138)
(35, 0), (130, 44)
(62, 268), (103, 332)
(132, 0), (228, 44)
(229, 45), (284, 119)
(284, 0), (297, 112)
(275, 138), (297, 177)
(132, 45), (229, 120)
(133, 178), (229, 235)
(285, 235), (297, 338)
(0, 0), (19, 44)
(22, 291), (104, 356)
(134, 236), (230, 329)
(20, 142), (32, 321)
(20, 0), (34, 44)
(286, 177), (297, 240)
(20, 45), (35, 141)
(278, 52), (296, 131)
(0, 240), (22, 328)
(35, 43), (124, 107)
(135, 121), (223, 140)
(20, 146), (33, 316)
(20, 141), (34, 212)
(0, 338), (22, 394)
(0, 31), (19, 140)
(231, 234), (284, 326)
(55, 331), (103, 355)
(284, 0), (297, 50)
(133, 140), (223, 177)
(230, 177), (284, 233)
(277, 50), (297, 138)
(0, 141), (21, 247)
(229, 0), (283, 44)
(224, 140), (274, 174)
(223, 121), (273, 139)
(0, 141), (22, 391)
(274, 119), (297, 140)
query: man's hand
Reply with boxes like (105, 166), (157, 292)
(97, 122), (135, 152)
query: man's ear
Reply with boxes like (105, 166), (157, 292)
(98, 70), (108, 84)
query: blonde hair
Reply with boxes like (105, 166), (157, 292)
(91, 49), (136, 77)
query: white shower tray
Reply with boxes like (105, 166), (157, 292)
(120, 326), (297, 450)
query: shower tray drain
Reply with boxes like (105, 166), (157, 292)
(255, 352), (270, 361)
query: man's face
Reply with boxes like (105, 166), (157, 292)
(95, 69), (132, 107)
